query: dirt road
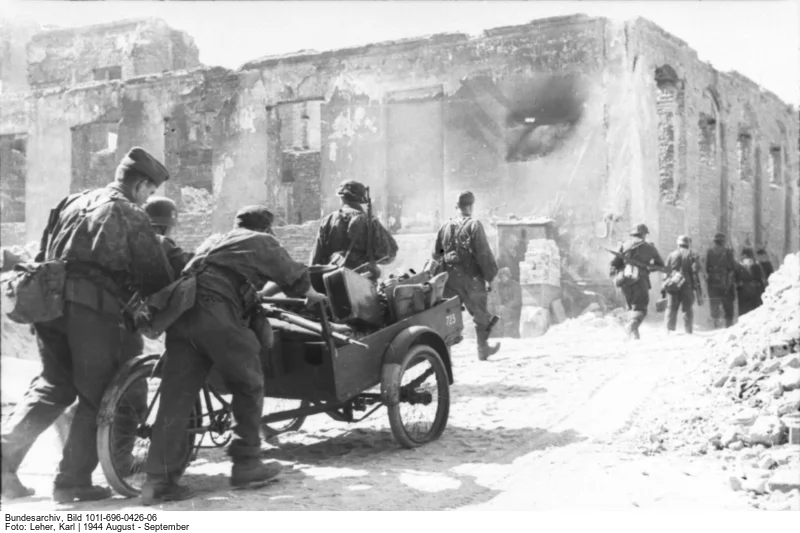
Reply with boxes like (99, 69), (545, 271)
(2, 319), (758, 511)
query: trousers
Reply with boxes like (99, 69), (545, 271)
(145, 297), (264, 478)
(665, 286), (694, 333)
(2, 302), (125, 487)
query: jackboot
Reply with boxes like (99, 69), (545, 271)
(1, 467), (35, 499)
(476, 328), (500, 361)
(230, 458), (282, 488)
(53, 485), (112, 504)
(141, 475), (194, 506)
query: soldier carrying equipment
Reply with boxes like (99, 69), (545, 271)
(433, 191), (500, 361)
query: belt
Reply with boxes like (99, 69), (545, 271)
(63, 277), (123, 318)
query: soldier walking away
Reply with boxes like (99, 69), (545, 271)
(755, 247), (775, 286)
(662, 235), (701, 334)
(609, 224), (664, 340)
(1, 147), (174, 502)
(311, 180), (398, 281)
(705, 233), (737, 329)
(432, 191), (500, 361)
(736, 247), (766, 317)
(142, 206), (326, 505)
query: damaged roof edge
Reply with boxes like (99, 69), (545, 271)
(631, 17), (794, 109)
(30, 17), (169, 41)
(238, 13), (603, 72)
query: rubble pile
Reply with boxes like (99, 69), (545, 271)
(702, 252), (800, 508)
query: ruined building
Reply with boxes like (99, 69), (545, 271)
(1, 16), (798, 285)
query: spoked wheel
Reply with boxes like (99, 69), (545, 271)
(261, 398), (308, 439)
(97, 355), (197, 498)
(384, 344), (450, 448)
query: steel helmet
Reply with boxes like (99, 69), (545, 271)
(144, 196), (179, 227)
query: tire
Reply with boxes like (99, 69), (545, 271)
(385, 344), (450, 448)
(261, 398), (308, 439)
(97, 356), (197, 498)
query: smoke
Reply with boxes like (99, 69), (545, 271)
(504, 74), (590, 161)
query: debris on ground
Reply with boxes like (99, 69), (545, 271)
(697, 253), (800, 509)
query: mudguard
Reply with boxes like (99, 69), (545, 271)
(380, 326), (454, 406)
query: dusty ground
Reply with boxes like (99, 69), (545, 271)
(1, 318), (791, 512)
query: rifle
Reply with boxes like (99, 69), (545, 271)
(365, 186), (374, 266)
(604, 247), (668, 274)
(363, 186), (380, 280)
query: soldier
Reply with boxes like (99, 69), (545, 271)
(609, 224), (664, 340)
(1, 147), (174, 502)
(311, 180), (398, 281)
(144, 196), (194, 275)
(663, 235), (700, 334)
(755, 247), (774, 286)
(432, 191), (500, 361)
(736, 247), (766, 317)
(705, 233), (737, 329)
(142, 206), (326, 505)
(104, 197), (198, 477)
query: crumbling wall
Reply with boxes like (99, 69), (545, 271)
(27, 18), (201, 89)
(238, 14), (611, 282)
(627, 19), (799, 270)
(71, 117), (119, 192)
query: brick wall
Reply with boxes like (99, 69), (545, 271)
(273, 220), (320, 264)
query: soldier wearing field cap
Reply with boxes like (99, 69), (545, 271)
(311, 179), (398, 281)
(142, 205), (327, 505)
(609, 223), (664, 340)
(1, 147), (174, 502)
(432, 191), (500, 361)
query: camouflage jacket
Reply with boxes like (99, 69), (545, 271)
(433, 216), (499, 283)
(310, 203), (399, 269)
(41, 183), (174, 300)
(159, 235), (194, 277)
(186, 228), (311, 315)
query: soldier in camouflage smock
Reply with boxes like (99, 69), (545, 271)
(433, 191), (500, 361)
(1, 148), (174, 503)
(311, 180), (398, 280)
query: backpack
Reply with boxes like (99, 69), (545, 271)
(0, 191), (97, 325)
(662, 251), (688, 293)
(707, 249), (734, 290)
(613, 242), (645, 288)
(662, 270), (686, 293)
(442, 218), (473, 267)
(2, 261), (68, 324)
